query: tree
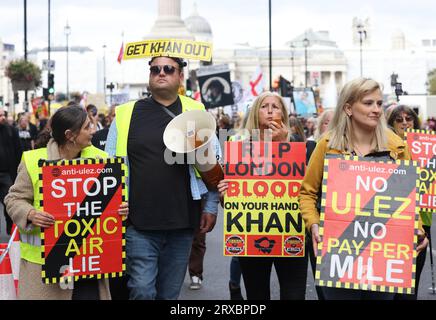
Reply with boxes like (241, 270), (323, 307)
(428, 69), (436, 95)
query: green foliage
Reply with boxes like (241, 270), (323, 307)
(5, 59), (42, 88)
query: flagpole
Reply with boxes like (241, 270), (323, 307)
(121, 31), (125, 88)
(429, 231), (436, 294)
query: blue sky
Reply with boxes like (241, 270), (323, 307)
(1, 0), (434, 59)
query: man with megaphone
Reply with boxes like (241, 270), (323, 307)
(105, 54), (221, 300)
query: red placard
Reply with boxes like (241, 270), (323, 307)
(223, 141), (306, 257)
(406, 129), (436, 211)
(316, 156), (419, 294)
(40, 157), (126, 284)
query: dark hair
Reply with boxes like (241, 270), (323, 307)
(289, 116), (306, 142)
(34, 127), (52, 149)
(387, 105), (420, 130)
(86, 104), (98, 116)
(148, 56), (187, 69)
(209, 79), (224, 91)
(41, 105), (88, 147)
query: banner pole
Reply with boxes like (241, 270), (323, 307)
(428, 229), (436, 294)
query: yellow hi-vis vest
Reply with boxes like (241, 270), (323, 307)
(114, 95), (206, 197)
(21, 145), (108, 264)
(421, 211), (432, 227)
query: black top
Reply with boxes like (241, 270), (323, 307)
(91, 127), (109, 151)
(127, 97), (200, 230)
(17, 124), (37, 151)
(0, 124), (22, 177)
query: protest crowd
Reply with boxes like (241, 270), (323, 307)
(0, 37), (435, 302)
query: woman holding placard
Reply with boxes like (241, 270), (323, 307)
(299, 78), (428, 300)
(218, 91), (309, 300)
(5, 105), (128, 300)
(388, 105), (431, 300)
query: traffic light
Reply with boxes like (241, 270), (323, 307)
(390, 73), (398, 87)
(186, 79), (193, 97)
(48, 73), (55, 94)
(279, 76), (293, 97)
(43, 88), (49, 100)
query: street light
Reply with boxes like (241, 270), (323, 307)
(356, 22), (367, 77)
(303, 37), (310, 88)
(290, 42), (295, 85)
(103, 44), (107, 103)
(64, 22), (71, 101)
(24, 0), (28, 111)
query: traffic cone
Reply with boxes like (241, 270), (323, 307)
(9, 225), (20, 295)
(0, 244), (17, 300)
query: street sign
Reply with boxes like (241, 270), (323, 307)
(42, 59), (55, 71)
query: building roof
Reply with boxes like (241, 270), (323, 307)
(184, 2), (212, 37)
(285, 29), (338, 48)
(28, 46), (93, 54)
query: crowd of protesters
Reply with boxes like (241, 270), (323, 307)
(1, 72), (435, 301)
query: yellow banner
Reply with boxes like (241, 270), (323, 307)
(123, 39), (213, 61)
(224, 180), (302, 235)
(223, 179), (305, 257)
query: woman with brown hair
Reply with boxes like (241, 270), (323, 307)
(387, 105), (420, 139)
(5, 105), (128, 300)
(387, 105), (430, 300)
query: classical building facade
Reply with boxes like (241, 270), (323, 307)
(2, 0), (436, 115)
(0, 39), (18, 110)
(119, 0), (348, 109)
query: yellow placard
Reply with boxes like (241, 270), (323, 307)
(123, 39), (213, 61)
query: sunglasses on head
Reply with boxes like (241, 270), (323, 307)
(149, 65), (178, 75)
(395, 115), (413, 123)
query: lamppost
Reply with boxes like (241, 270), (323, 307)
(103, 44), (107, 103)
(290, 42), (295, 85)
(356, 22), (367, 77)
(24, 0), (28, 110)
(303, 37), (310, 88)
(64, 22), (71, 101)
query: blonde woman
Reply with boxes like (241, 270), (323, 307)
(299, 78), (428, 300)
(313, 109), (334, 142)
(218, 91), (308, 300)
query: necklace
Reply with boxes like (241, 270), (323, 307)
(353, 144), (366, 156)
(353, 139), (376, 157)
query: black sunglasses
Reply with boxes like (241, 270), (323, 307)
(395, 115), (413, 123)
(149, 65), (178, 75)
